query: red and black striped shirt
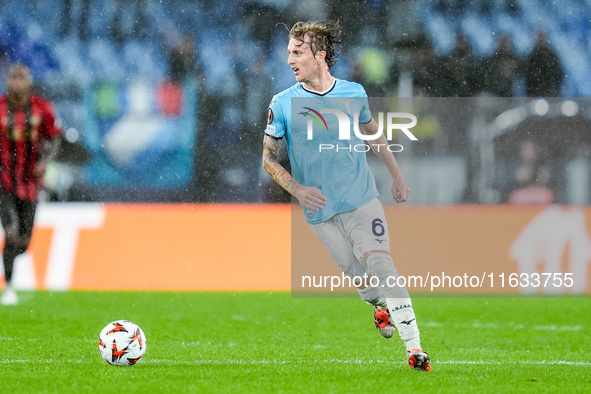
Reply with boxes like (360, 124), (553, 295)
(0, 94), (62, 201)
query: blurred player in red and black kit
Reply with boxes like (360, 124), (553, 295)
(0, 64), (62, 305)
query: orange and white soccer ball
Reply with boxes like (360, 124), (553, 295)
(98, 320), (147, 366)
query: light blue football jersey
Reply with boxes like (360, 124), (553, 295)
(265, 78), (379, 224)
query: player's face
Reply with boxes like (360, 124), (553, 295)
(287, 37), (321, 83)
(6, 66), (32, 97)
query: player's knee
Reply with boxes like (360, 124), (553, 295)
(4, 234), (31, 255)
(366, 251), (391, 268)
(366, 252), (399, 278)
(4, 225), (19, 243)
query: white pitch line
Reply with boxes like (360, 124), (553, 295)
(1, 359), (590, 366)
(435, 360), (591, 366)
(145, 359), (591, 367)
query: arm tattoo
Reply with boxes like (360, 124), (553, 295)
(262, 135), (296, 195)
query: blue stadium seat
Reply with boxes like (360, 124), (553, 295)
(87, 38), (126, 81)
(460, 13), (496, 56)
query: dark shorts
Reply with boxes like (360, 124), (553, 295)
(0, 190), (37, 239)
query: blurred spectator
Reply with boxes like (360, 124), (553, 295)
(410, 35), (447, 96)
(442, 33), (483, 97)
(241, 55), (272, 134)
(110, 0), (125, 45)
(59, 0), (91, 40)
(132, 0), (149, 40)
(241, 2), (281, 52)
(168, 33), (205, 86)
(165, 31), (208, 201)
(110, 0), (149, 45)
(351, 47), (393, 96)
(507, 138), (555, 204)
(477, 0), (494, 16)
(433, 0), (468, 18)
(503, 0), (520, 15)
(0, 40), (9, 76)
(327, 0), (367, 45)
(292, 0), (328, 22)
(486, 35), (520, 97)
(525, 31), (563, 97)
(79, 0), (92, 41)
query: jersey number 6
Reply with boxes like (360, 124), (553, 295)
(372, 219), (385, 237)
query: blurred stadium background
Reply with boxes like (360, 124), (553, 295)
(2, 4), (591, 390)
(1, 0), (589, 205)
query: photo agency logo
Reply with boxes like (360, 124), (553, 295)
(300, 103), (418, 152)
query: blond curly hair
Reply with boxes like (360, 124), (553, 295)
(288, 20), (342, 69)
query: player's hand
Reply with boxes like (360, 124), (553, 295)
(293, 185), (327, 212)
(392, 176), (410, 203)
(33, 162), (47, 179)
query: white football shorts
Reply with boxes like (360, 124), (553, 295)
(310, 198), (390, 277)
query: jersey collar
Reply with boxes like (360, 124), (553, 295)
(300, 78), (337, 96)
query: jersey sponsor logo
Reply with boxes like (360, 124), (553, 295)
(265, 124), (276, 134)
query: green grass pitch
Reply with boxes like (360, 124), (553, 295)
(1, 291), (590, 393)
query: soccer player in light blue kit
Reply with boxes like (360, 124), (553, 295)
(262, 20), (430, 371)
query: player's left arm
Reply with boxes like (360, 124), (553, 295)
(262, 134), (326, 211)
(34, 101), (62, 179)
(360, 119), (410, 203)
(34, 136), (61, 179)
